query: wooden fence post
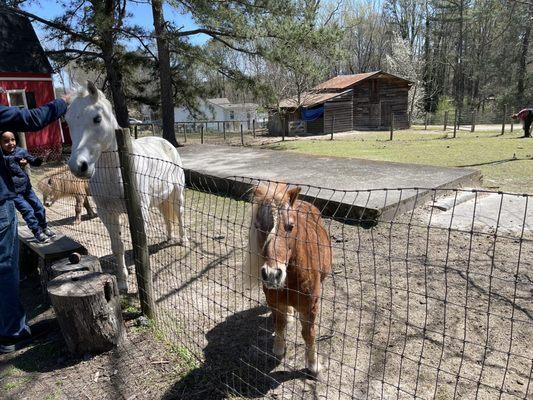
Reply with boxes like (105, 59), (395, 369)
(134, 125), (138, 139)
(240, 123), (244, 146)
(115, 128), (155, 320)
(471, 110), (476, 132)
(201, 124), (204, 144)
(424, 112), (428, 130)
(223, 122), (226, 140)
(252, 119), (256, 138)
(511, 119), (514, 133)
(183, 124), (187, 143)
(444, 111), (448, 131)
(151, 124), (156, 136)
(501, 104), (507, 135)
(453, 109), (458, 138)
(389, 113), (394, 140)
(330, 115), (335, 140)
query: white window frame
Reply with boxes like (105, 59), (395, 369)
(6, 89), (28, 109)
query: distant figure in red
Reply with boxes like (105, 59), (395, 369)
(511, 108), (533, 138)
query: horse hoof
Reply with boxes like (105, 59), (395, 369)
(273, 339), (286, 358)
(305, 359), (321, 378)
(117, 281), (129, 294)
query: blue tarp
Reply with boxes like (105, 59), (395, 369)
(301, 106), (324, 121)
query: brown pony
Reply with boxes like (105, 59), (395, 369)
(245, 183), (332, 376)
(38, 167), (96, 224)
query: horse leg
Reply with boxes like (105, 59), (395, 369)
(299, 300), (320, 376)
(157, 199), (175, 243)
(173, 184), (188, 246)
(73, 195), (83, 225)
(99, 210), (128, 293)
(84, 196), (97, 218)
(271, 304), (289, 358)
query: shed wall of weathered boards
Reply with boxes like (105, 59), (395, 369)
(269, 72), (411, 135)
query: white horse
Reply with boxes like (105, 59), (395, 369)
(66, 81), (188, 292)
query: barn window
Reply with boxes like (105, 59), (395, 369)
(370, 80), (379, 103)
(229, 110), (235, 120)
(7, 90), (27, 109)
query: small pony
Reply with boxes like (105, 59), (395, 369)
(38, 166), (96, 225)
(245, 183), (332, 376)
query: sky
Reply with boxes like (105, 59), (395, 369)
(23, 0), (209, 49)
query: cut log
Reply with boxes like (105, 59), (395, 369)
(48, 271), (125, 355)
(49, 255), (102, 281)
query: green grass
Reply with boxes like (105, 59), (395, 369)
(263, 128), (533, 193)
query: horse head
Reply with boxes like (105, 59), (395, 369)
(253, 183), (301, 290)
(66, 81), (119, 178)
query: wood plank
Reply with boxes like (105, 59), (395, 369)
(18, 225), (87, 261)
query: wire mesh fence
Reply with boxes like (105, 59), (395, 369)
(9, 151), (533, 400)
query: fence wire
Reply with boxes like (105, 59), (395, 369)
(6, 151), (532, 400)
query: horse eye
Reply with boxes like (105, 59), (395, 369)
(93, 115), (102, 124)
(286, 223), (294, 233)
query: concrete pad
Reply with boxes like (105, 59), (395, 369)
(427, 192), (533, 235)
(179, 144), (482, 223)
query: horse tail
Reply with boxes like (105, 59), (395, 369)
(244, 203), (263, 288)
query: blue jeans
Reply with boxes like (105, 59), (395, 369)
(0, 200), (27, 337)
(13, 189), (47, 235)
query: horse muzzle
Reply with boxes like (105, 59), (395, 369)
(261, 264), (287, 290)
(69, 158), (94, 179)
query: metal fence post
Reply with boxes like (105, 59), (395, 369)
(501, 104), (507, 135)
(389, 114), (394, 141)
(223, 122), (226, 141)
(240, 123), (244, 146)
(134, 125), (138, 139)
(252, 119), (256, 138)
(201, 124), (204, 144)
(115, 128), (155, 320)
(444, 111), (448, 131)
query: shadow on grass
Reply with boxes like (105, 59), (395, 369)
(163, 305), (312, 399)
(456, 156), (532, 168)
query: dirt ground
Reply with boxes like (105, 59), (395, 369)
(1, 167), (531, 400)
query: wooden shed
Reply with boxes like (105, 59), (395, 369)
(0, 10), (63, 159)
(269, 71), (412, 135)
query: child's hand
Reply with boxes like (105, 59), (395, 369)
(19, 158), (27, 166)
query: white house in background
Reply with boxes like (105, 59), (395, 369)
(174, 97), (259, 124)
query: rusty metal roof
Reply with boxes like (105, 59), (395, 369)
(313, 71), (411, 91)
(278, 90), (352, 109)
(313, 72), (380, 90)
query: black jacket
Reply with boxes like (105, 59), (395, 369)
(0, 99), (67, 201)
(3, 147), (42, 194)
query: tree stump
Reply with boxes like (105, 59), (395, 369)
(49, 254), (102, 281)
(48, 271), (125, 355)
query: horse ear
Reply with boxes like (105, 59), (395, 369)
(287, 186), (301, 206)
(87, 80), (99, 98)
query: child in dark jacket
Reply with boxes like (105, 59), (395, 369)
(1, 131), (55, 242)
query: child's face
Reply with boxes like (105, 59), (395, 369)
(1, 132), (16, 153)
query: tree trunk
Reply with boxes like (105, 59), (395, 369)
(48, 271), (124, 355)
(151, 0), (179, 147)
(516, 11), (531, 106)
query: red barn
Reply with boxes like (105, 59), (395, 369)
(0, 10), (63, 159)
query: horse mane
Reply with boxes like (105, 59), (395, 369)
(244, 182), (291, 288)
